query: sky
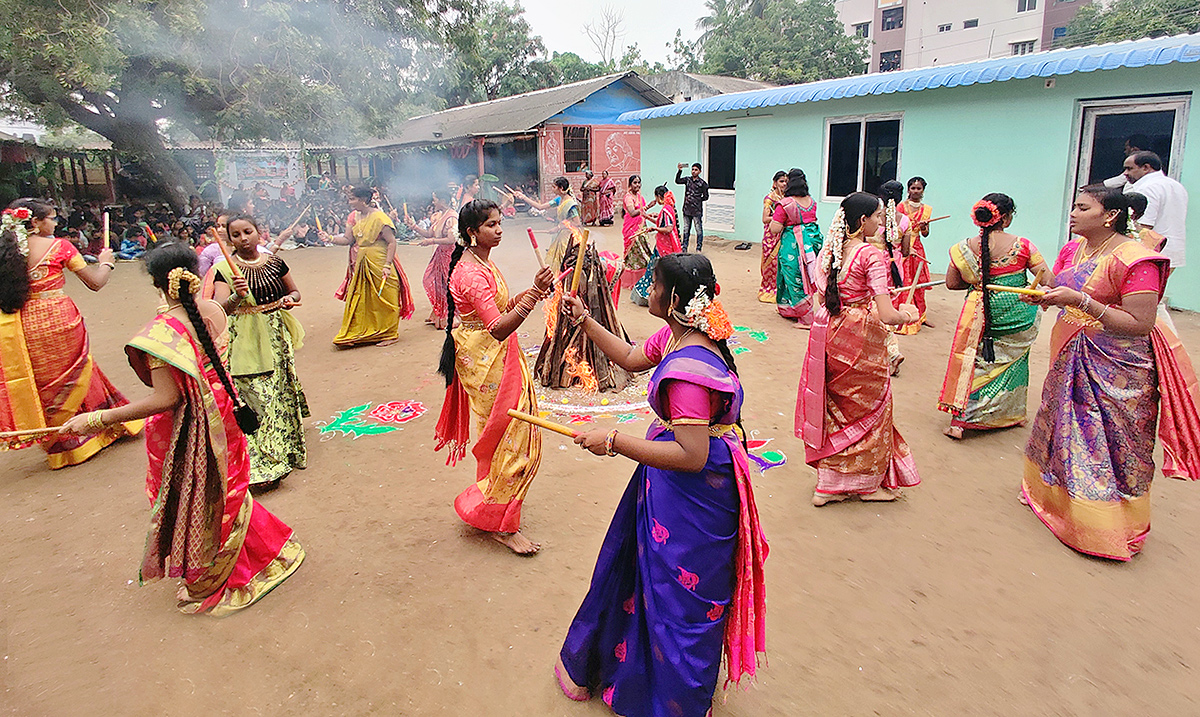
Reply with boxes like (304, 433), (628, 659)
(518, 0), (711, 66)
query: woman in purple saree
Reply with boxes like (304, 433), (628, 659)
(554, 253), (768, 717)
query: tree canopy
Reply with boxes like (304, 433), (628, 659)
(697, 0), (867, 83)
(0, 0), (475, 207)
(1061, 0), (1200, 48)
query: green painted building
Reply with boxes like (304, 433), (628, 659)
(621, 35), (1199, 309)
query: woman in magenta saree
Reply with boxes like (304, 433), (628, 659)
(796, 193), (921, 506)
(61, 244), (304, 614)
(1022, 187), (1200, 561)
(555, 254), (767, 716)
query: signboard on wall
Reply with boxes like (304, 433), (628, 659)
(539, 124), (642, 196)
(217, 151), (303, 201)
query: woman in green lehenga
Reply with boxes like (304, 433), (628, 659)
(768, 169), (823, 325)
(209, 216), (309, 487)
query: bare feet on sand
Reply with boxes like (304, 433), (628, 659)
(377, 338), (400, 347)
(493, 531), (541, 555)
(943, 425), (963, 439)
(861, 487), (900, 502)
(812, 492), (849, 507)
(554, 657), (590, 701)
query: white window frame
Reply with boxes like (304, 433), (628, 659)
(1010, 40), (1036, 55)
(854, 22), (870, 38)
(937, 23), (952, 32)
(1017, 0), (1037, 11)
(821, 112), (904, 202)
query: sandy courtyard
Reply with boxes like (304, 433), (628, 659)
(4, 217), (1200, 716)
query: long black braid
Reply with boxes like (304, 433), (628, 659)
(146, 242), (258, 434)
(973, 193), (1015, 363)
(438, 244), (466, 385)
(878, 180), (906, 288)
(438, 199), (500, 385)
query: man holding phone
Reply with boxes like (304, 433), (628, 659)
(675, 162), (709, 252)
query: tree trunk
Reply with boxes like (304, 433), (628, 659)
(106, 119), (196, 213)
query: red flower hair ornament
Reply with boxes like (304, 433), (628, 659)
(972, 199), (1003, 228)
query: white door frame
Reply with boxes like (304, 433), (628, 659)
(1073, 94), (1190, 187)
(701, 126), (737, 234)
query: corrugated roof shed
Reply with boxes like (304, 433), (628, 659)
(621, 34), (1200, 121)
(359, 72), (671, 151)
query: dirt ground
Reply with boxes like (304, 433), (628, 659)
(4, 217), (1200, 717)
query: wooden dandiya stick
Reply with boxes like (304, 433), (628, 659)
(527, 228), (547, 269)
(569, 230), (588, 295)
(283, 203), (312, 235)
(506, 409), (578, 438)
(402, 202), (410, 222)
(986, 284), (1046, 297)
(211, 227), (244, 280)
(890, 279), (945, 295)
(312, 208), (324, 235)
(1030, 268), (1046, 289)
(103, 212), (110, 246)
(0, 427), (62, 439)
(926, 215), (951, 223)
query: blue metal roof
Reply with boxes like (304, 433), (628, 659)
(619, 34), (1200, 122)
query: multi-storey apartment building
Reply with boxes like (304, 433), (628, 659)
(834, 0), (1094, 72)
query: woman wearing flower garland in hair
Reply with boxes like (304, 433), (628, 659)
(797, 192), (921, 506)
(555, 252), (768, 716)
(404, 190), (458, 329)
(618, 175), (650, 306)
(208, 214), (309, 488)
(321, 185), (415, 347)
(513, 177), (580, 272)
(1021, 185), (1200, 561)
(759, 170), (787, 303)
(631, 185), (682, 307)
(871, 181), (911, 374)
(60, 243), (304, 614)
(895, 177), (935, 332)
(434, 199), (555, 555)
(939, 195), (1051, 440)
(768, 168), (823, 324)
(0, 199), (142, 467)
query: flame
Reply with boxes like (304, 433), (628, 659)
(544, 284), (561, 335)
(563, 346), (599, 394)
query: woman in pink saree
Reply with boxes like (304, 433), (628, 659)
(1022, 186), (1200, 560)
(796, 193), (921, 506)
(597, 170), (617, 226)
(61, 243), (304, 614)
(618, 175), (650, 305)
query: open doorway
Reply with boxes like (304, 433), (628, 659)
(701, 127), (736, 234)
(1075, 95), (1189, 187)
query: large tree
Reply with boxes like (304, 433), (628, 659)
(1062, 0), (1200, 48)
(0, 0), (473, 209)
(697, 0), (867, 84)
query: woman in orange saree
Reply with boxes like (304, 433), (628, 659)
(434, 200), (554, 555)
(796, 193), (921, 506)
(0, 199), (142, 468)
(895, 177), (934, 332)
(1022, 186), (1200, 561)
(759, 170), (787, 303)
(61, 243), (305, 613)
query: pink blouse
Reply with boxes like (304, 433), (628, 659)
(644, 326), (723, 422)
(449, 261), (505, 331)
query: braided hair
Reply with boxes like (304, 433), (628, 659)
(877, 180), (905, 287)
(654, 253), (747, 447)
(825, 192), (882, 317)
(1, 198), (54, 314)
(144, 242), (259, 434)
(973, 193), (1016, 363)
(438, 199), (500, 385)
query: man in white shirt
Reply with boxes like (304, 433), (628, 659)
(1123, 151), (1188, 267)
(1103, 134), (1151, 188)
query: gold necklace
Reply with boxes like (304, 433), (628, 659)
(234, 252), (267, 267)
(1079, 232), (1119, 262)
(664, 328), (695, 356)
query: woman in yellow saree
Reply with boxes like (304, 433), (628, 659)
(321, 186), (415, 347)
(434, 200), (554, 555)
(0, 199), (142, 468)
